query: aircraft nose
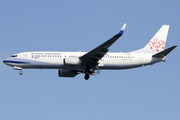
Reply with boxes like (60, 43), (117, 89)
(3, 58), (11, 65)
(3, 59), (8, 64)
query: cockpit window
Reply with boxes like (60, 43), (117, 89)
(11, 55), (17, 57)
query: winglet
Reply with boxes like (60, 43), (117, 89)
(115, 23), (127, 37)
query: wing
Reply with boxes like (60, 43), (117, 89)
(80, 23), (126, 66)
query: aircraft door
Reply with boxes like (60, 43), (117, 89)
(139, 54), (143, 63)
(23, 52), (31, 60)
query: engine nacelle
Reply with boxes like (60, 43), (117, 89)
(64, 58), (81, 66)
(58, 69), (77, 77)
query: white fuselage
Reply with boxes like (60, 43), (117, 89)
(4, 51), (162, 70)
(3, 24), (175, 80)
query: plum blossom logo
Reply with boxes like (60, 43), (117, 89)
(148, 38), (165, 52)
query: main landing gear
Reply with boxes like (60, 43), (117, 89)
(84, 74), (90, 80)
(84, 65), (93, 80)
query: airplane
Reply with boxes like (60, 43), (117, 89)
(3, 23), (177, 80)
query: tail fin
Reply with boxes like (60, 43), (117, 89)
(131, 25), (170, 54)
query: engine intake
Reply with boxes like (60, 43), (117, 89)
(58, 69), (77, 77)
(64, 58), (81, 66)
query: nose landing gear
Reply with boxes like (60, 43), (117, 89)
(13, 67), (23, 75)
(19, 70), (23, 75)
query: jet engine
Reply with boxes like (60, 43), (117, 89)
(64, 58), (81, 66)
(58, 69), (77, 77)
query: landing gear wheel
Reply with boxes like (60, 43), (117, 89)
(19, 71), (23, 75)
(84, 74), (90, 80)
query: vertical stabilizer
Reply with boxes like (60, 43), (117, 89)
(131, 25), (170, 54)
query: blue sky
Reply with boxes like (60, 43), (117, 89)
(0, 0), (179, 120)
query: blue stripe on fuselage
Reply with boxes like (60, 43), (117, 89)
(3, 60), (29, 64)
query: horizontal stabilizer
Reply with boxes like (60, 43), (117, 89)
(152, 45), (177, 58)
